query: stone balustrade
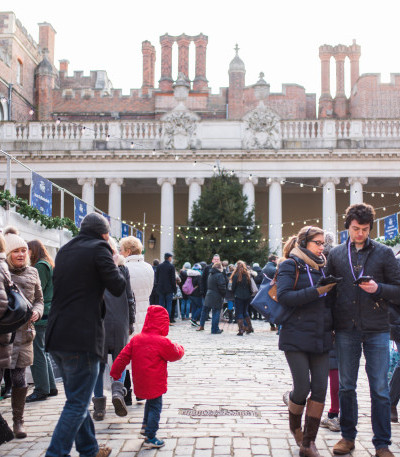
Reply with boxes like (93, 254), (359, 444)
(2, 119), (400, 151)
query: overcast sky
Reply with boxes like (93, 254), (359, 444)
(4, 0), (400, 98)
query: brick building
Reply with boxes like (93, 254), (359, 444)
(2, 12), (400, 260)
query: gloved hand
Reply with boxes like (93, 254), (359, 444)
(316, 283), (336, 295)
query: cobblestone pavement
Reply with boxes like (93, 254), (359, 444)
(1, 319), (400, 457)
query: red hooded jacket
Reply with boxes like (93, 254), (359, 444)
(110, 305), (184, 399)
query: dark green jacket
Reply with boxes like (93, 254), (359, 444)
(34, 260), (53, 326)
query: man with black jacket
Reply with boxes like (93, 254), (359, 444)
(326, 204), (400, 457)
(155, 252), (177, 320)
(45, 213), (126, 457)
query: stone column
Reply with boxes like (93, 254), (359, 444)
(185, 178), (204, 219)
(348, 39), (361, 89)
(348, 177), (367, 205)
(321, 178), (340, 236)
(0, 178), (18, 196)
(78, 177), (96, 209)
(267, 178), (283, 256)
(333, 45), (348, 118)
(159, 34), (174, 91)
(193, 34), (208, 91)
(105, 178), (123, 237)
(318, 45), (333, 118)
(177, 34), (190, 78)
(240, 177), (258, 216)
(157, 178), (176, 256)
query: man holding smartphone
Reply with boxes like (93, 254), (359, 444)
(326, 203), (400, 457)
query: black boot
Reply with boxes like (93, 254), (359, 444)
(124, 371), (132, 406)
(228, 310), (233, 324)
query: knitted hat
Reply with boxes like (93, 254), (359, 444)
(193, 263), (202, 270)
(80, 213), (110, 236)
(4, 227), (28, 255)
(183, 262), (191, 269)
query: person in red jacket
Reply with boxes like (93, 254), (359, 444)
(110, 305), (184, 449)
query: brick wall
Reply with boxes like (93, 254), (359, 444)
(350, 74), (400, 118)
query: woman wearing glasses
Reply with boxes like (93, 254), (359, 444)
(277, 226), (336, 457)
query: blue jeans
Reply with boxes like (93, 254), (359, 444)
(190, 296), (203, 321)
(235, 297), (250, 323)
(336, 330), (391, 450)
(31, 325), (57, 395)
(93, 362), (126, 398)
(200, 306), (221, 333)
(142, 396), (163, 439)
(158, 293), (173, 318)
(180, 299), (190, 319)
(46, 351), (100, 457)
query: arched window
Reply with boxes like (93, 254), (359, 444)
(16, 59), (23, 85)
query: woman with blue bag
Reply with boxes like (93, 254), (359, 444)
(277, 226), (337, 457)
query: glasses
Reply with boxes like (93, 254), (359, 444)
(309, 240), (326, 247)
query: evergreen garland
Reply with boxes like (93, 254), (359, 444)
(174, 171), (269, 266)
(379, 234), (400, 247)
(0, 190), (79, 236)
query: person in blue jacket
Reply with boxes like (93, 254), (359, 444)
(277, 226), (335, 457)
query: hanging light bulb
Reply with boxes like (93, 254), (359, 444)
(152, 149), (156, 155)
(106, 135), (110, 142)
(313, 187), (316, 192)
(193, 160), (197, 166)
(343, 189), (347, 193)
(56, 118), (61, 125)
(29, 109), (34, 116)
(371, 193), (375, 197)
(130, 142), (134, 149)
(381, 193), (384, 198)
(396, 193), (399, 197)
(300, 183), (304, 188)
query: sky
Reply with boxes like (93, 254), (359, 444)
(4, 0), (400, 98)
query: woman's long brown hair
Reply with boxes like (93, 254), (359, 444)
(27, 239), (55, 268)
(232, 260), (250, 283)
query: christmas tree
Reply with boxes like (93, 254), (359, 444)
(174, 171), (269, 266)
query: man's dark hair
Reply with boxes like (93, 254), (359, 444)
(268, 254), (278, 262)
(153, 259), (159, 266)
(344, 203), (375, 230)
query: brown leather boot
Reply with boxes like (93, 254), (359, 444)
(332, 438), (355, 455)
(237, 319), (245, 336)
(288, 398), (304, 446)
(244, 316), (254, 333)
(11, 386), (28, 439)
(299, 399), (324, 457)
(196, 326), (204, 331)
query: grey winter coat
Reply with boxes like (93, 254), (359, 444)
(102, 264), (136, 363)
(204, 268), (227, 310)
(8, 265), (44, 369)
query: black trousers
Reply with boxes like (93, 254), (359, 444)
(285, 351), (329, 405)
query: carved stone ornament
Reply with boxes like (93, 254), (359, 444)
(243, 104), (281, 149)
(161, 109), (199, 150)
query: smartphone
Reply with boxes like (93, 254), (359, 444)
(353, 276), (373, 285)
(318, 276), (343, 286)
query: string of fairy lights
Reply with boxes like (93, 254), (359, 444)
(2, 97), (400, 241)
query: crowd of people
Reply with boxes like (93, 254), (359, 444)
(0, 203), (399, 457)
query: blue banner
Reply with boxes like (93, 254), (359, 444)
(74, 198), (87, 229)
(384, 214), (399, 240)
(30, 172), (52, 217)
(136, 230), (143, 242)
(102, 212), (111, 225)
(339, 230), (348, 244)
(121, 223), (130, 238)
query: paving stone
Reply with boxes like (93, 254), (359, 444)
(0, 320), (398, 456)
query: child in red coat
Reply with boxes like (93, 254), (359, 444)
(110, 305), (184, 449)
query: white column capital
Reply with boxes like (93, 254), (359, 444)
(320, 177), (340, 186)
(105, 178), (124, 187)
(267, 177), (285, 186)
(157, 177), (176, 186)
(0, 178), (18, 186)
(185, 177), (204, 186)
(24, 177), (31, 186)
(77, 177), (96, 186)
(347, 177), (368, 186)
(239, 176), (259, 186)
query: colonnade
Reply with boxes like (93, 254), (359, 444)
(1, 175), (369, 256)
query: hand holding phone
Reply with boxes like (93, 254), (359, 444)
(353, 276), (373, 285)
(317, 276), (342, 287)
